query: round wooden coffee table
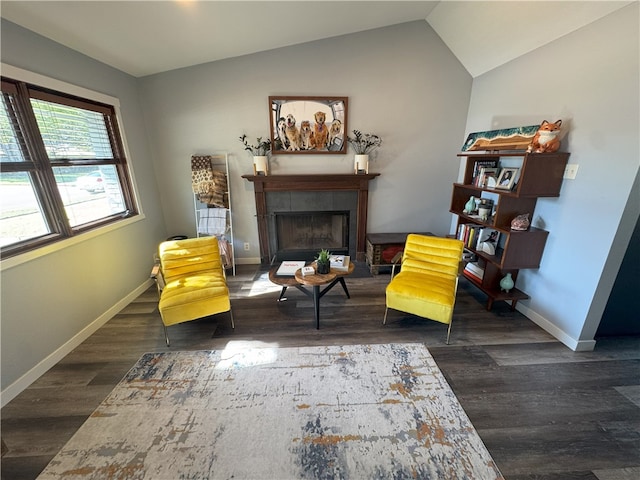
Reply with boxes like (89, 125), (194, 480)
(269, 261), (355, 329)
(294, 269), (337, 329)
(268, 268), (301, 302)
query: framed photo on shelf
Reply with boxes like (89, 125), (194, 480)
(495, 167), (519, 190)
(477, 167), (499, 188)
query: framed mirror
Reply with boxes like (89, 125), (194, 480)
(269, 96), (348, 155)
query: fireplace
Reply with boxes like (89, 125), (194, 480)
(274, 211), (350, 261)
(264, 190), (357, 262)
(242, 174), (379, 264)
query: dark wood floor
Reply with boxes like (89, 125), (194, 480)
(2, 263), (639, 480)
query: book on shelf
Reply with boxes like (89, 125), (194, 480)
(276, 260), (305, 276)
(464, 261), (485, 279)
(463, 269), (483, 284)
(457, 223), (474, 240)
(471, 159), (498, 185)
(330, 255), (350, 272)
(468, 227), (479, 249)
(457, 223), (468, 244)
(457, 223), (483, 249)
(463, 262), (484, 284)
(457, 223), (502, 253)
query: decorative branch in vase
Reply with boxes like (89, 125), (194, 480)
(239, 134), (271, 156)
(347, 130), (382, 174)
(347, 130), (382, 154)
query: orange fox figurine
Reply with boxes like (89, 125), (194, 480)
(527, 119), (562, 153)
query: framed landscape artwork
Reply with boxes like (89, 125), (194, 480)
(269, 96), (348, 155)
(462, 125), (539, 152)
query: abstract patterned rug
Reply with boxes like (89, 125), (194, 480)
(38, 343), (504, 479)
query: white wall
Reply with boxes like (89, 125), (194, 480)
(0, 20), (167, 402)
(464, 3), (639, 350)
(137, 21), (472, 262)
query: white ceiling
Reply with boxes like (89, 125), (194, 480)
(0, 1), (632, 78)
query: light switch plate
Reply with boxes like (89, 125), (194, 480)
(564, 164), (579, 179)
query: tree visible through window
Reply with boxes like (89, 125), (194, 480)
(0, 77), (137, 258)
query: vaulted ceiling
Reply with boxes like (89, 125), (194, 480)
(1, 1), (632, 78)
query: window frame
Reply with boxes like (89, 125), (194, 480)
(1, 64), (140, 262)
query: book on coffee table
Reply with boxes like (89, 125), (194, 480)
(330, 255), (350, 272)
(276, 261), (305, 276)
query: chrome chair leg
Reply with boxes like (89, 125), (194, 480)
(383, 306), (389, 325)
(446, 321), (453, 345)
(163, 324), (170, 347)
(229, 308), (235, 329)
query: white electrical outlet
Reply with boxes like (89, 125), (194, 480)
(564, 164), (579, 179)
(244, 242), (250, 251)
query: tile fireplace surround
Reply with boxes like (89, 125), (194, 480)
(242, 174), (379, 264)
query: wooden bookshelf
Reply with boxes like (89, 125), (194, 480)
(451, 151), (570, 310)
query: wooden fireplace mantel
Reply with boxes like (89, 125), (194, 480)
(242, 174), (380, 263)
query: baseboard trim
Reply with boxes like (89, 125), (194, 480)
(516, 303), (596, 352)
(235, 257), (261, 265)
(0, 279), (154, 408)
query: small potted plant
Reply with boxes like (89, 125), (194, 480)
(347, 130), (382, 173)
(315, 248), (331, 274)
(239, 134), (272, 175)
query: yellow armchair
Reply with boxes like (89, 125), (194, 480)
(383, 234), (464, 344)
(153, 236), (234, 346)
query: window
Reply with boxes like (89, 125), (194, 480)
(0, 76), (138, 258)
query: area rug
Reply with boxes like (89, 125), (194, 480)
(38, 343), (503, 479)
